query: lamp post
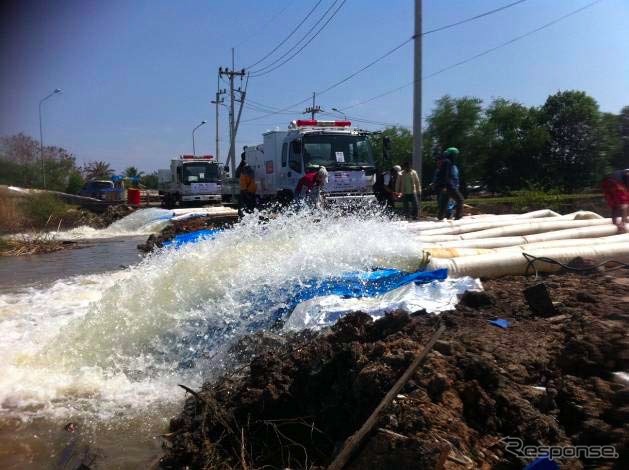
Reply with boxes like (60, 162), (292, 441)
(331, 107), (347, 120)
(39, 88), (62, 189)
(192, 120), (207, 156)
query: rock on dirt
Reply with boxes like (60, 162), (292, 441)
(138, 214), (237, 252)
(160, 271), (629, 469)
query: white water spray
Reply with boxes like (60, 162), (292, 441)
(0, 207), (424, 420)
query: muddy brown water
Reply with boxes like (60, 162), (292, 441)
(0, 237), (146, 293)
(0, 236), (172, 469)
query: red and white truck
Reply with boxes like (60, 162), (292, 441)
(223, 119), (376, 203)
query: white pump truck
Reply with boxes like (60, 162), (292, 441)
(158, 155), (223, 208)
(223, 119), (376, 204)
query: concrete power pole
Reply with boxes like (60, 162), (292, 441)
(219, 49), (246, 176)
(211, 75), (226, 164)
(304, 92), (322, 120)
(412, 0), (423, 216)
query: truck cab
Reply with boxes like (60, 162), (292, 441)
(158, 155), (222, 208)
(238, 119), (376, 203)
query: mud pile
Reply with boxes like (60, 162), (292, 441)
(138, 214), (237, 252)
(160, 271), (628, 469)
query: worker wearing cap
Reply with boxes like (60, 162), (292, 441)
(433, 147), (464, 220)
(601, 169), (629, 232)
(296, 166), (328, 208)
(395, 160), (421, 220)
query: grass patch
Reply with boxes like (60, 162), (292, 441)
(20, 192), (70, 227)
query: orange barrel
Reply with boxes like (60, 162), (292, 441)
(127, 188), (141, 205)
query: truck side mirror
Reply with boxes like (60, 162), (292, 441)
(291, 140), (302, 154)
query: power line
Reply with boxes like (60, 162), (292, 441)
(234, 0), (296, 49)
(249, 0), (347, 77)
(341, 0), (604, 111)
(257, 0), (529, 94)
(423, 0), (528, 35)
(241, 96), (313, 122)
(245, 0), (324, 70)
(243, 0), (531, 119)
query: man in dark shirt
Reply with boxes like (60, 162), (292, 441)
(434, 147), (464, 220)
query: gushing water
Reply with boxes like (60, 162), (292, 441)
(0, 207), (424, 421)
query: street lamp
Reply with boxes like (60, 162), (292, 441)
(39, 88), (62, 189)
(331, 107), (347, 120)
(192, 120), (207, 156)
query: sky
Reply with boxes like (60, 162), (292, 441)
(0, 0), (627, 173)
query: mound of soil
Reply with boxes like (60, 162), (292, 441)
(160, 271), (629, 469)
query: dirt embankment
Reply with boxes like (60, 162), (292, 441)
(0, 189), (136, 256)
(160, 271), (629, 470)
(138, 215), (238, 252)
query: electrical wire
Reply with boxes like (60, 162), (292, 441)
(523, 252), (629, 280)
(249, 0), (347, 77)
(315, 0), (530, 97)
(242, 0), (532, 120)
(245, 0), (324, 70)
(423, 0), (528, 35)
(234, 0), (296, 49)
(340, 0), (604, 111)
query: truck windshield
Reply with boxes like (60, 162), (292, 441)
(182, 163), (219, 183)
(302, 134), (374, 169)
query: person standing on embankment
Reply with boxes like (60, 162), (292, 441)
(238, 164), (256, 215)
(433, 147), (464, 220)
(601, 168), (629, 232)
(395, 160), (421, 220)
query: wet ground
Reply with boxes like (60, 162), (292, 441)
(162, 270), (629, 469)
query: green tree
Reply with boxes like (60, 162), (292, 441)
(65, 171), (85, 194)
(124, 166), (144, 178)
(618, 106), (629, 169)
(0, 133), (81, 191)
(139, 171), (159, 189)
(538, 90), (607, 190)
(479, 99), (548, 192)
(424, 96), (484, 186)
(368, 126), (412, 169)
(83, 161), (114, 180)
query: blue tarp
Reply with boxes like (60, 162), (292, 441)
(163, 229), (221, 247)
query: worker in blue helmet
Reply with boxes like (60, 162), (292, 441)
(433, 147), (464, 220)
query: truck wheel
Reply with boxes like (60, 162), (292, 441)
(163, 194), (175, 209)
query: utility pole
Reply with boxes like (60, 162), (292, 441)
(211, 74), (226, 164)
(219, 48), (246, 176)
(39, 88), (62, 189)
(304, 92), (322, 120)
(412, 0), (423, 216)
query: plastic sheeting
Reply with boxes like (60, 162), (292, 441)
(163, 229), (220, 247)
(284, 275), (482, 331)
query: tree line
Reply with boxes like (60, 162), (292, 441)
(2, 90), (627, 196)
(0, 133), (159, 193)
(370, 90), (628, 193)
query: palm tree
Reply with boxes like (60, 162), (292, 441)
(124, 166), (144, 178)
(84, 161), (114, 180)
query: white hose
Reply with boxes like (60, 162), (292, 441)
(428, 242), (629, 278)
(419, 211), (602, 236)
(425, 225), (621, 249)
(397, 209), (562, 232)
